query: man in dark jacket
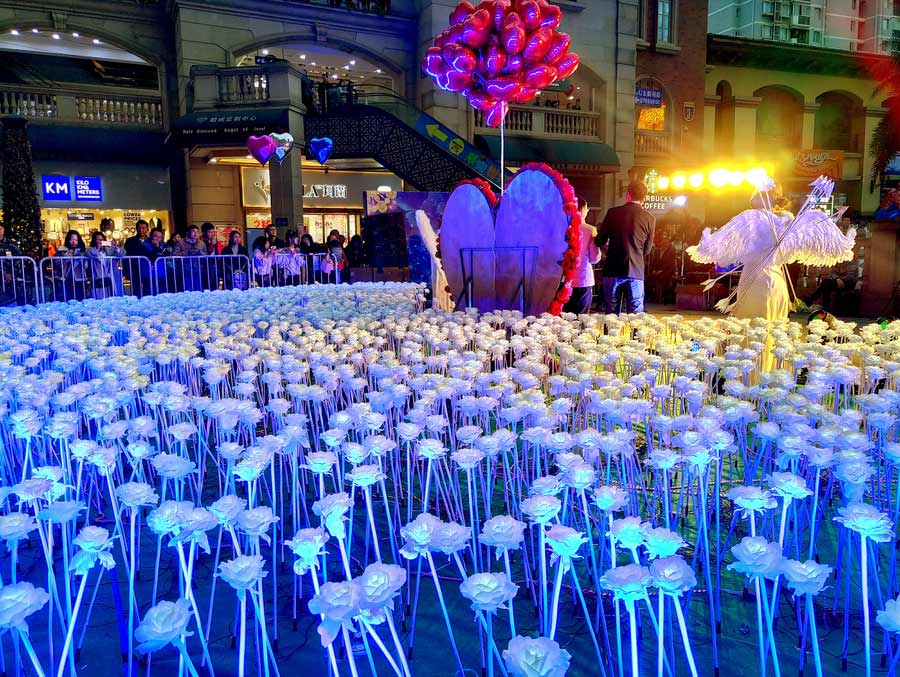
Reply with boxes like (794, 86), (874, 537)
(595, 180), (656, 314)
(124, 220), (150, 257)
(123, 219), (150, 296)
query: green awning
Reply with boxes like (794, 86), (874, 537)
(172, 108), (289, 146)
(477, 135), (619, 171)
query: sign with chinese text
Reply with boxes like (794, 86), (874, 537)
(795, 150), (844, 179)
(303, 184), (348, 200)
(635, 88), (663, 107)
(173, 110), (289, 144)
(241, 166), (402, 209)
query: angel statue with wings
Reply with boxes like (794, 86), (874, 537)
(688, 176), (856, 321)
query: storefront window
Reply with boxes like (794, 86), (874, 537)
(303, 213), (360, 244)
(42, 208), (171, 251)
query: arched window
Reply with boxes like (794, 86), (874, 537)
(754, 85), (804, 151)
(815, 91), (864, 153)
(635, 77), (671, 156)
(636, 77), (669, 132)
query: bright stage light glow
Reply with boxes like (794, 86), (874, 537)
(746, 167), (769, 187)
(657, 176), (670, 190)
(672, 175), (686, 190)
(728, 170), (745, 186)
(708, 168), (729, 188)
(688, 173), (704, 189)
(672, 195), (687, 206)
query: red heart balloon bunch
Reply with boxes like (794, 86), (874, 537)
(423, 0), (580, 128)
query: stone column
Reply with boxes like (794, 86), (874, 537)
(268, 67), (307, 232)
(703, 95), (721, 157)
(732, 96), (761, 155)
(862, 107), (887, 215)
(802, 103), (820, 149)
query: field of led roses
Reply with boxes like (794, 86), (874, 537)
(0, 283), (897, 677)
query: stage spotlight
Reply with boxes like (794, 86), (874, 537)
(746, 167), (769, 187)
(672, 175), (686, 189)
(709, 168), (729, 188)
(672, 195), (687, 207)
(657, 176), (670, 190)
(728, 170), (745, 186)
(688, 173), (704, 189)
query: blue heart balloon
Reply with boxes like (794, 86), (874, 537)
(309, 137), (334, 165)
(273, 146), (288, 163)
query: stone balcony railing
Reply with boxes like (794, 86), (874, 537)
(634, 130), (672, 156)
(190, 64), (305, 112)
(474, 105), (603, 140)
(0, 85), (164, 128)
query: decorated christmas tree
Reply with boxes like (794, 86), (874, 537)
(1, 116), (42, 258)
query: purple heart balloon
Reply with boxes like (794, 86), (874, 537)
(309, 137), (334, 165)
(247, 135), (277, 166)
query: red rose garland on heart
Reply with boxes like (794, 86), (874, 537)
(516, 162), (582, 316)
(439, 164), (581, 315)
(423, 0), (580, 127)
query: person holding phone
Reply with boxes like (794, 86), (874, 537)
(87, 231), (125, 299)
(277, 230), (305, 286)
(54, 230), (88, 301)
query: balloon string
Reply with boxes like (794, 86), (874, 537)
(500, 117), (505, 197)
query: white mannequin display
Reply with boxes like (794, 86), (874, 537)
(689, 192), (856, 321)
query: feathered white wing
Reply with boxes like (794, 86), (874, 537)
(415, 209), (453, 312)
(777, 209), (856, 267)
(687, 210), (774, 266)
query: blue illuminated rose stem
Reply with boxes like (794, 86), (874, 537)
(425, 551), (465, 676)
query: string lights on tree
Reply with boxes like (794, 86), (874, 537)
(1, 116), (42, 259)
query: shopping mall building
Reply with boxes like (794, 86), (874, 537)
(0, 0), (646, 246)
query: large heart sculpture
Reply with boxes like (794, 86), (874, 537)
(309, 137), (334, 165)
(439, 163), (580, 316)
(247, 135), (277, 166)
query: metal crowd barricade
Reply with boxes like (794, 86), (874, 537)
(39, 255), (154, 303)
(251, 251), (343, 287)
(302, 252), (341, 285)
(252, 251), (310, 288)
(155, 254), (252, 294)
(0, 256), (39, 306)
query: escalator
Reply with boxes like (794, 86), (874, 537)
(304, 86), (503, 192)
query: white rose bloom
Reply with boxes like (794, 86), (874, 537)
(135, 599), (193, 653)
(116, 482), (160, 509)
(218, 554), (267, 594)
(503, 635), (572, 677)
(0, 582), (49, 630)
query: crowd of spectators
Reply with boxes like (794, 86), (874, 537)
(38, 220), (366, 301)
